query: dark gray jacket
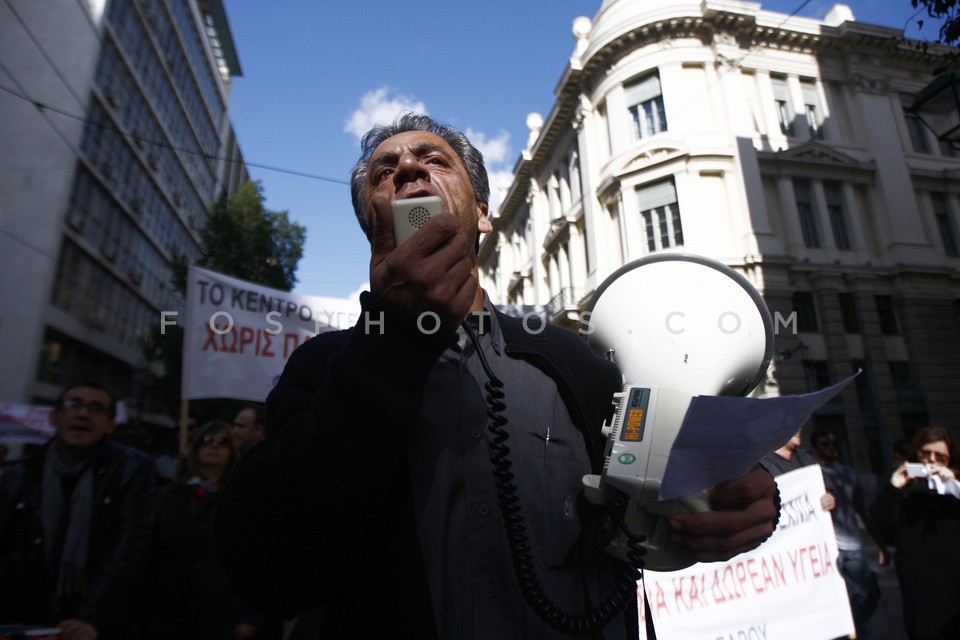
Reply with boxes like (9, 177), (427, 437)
(0, 438), (157, 637)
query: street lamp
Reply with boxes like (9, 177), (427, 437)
(909, 69), (960, 150)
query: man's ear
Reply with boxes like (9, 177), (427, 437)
(477, 202), (492, 234)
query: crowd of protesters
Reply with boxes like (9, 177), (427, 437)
(1, 381), (959, 639)
(0, 382), (284, 640)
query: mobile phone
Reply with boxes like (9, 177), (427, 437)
(906, 462), (930, 478)
(392, 196), (442, 246)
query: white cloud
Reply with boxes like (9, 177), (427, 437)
(344, 87), (427, 141)
(465, 128), (511, 165)
(343, 95), (516, 212)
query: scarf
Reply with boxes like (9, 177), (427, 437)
(186, 475), (221, 500)
(41, 445), (94, 604)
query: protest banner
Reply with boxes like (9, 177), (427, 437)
(179, 266), (360, 401)
(638, 465), (854, 640)
(0, 402), (54, 436)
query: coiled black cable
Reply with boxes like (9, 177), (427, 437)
(461, 321), (650, 637)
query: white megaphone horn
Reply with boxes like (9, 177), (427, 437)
(581, 253), (774, 570)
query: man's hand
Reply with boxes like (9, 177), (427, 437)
(368, 195), (477, 330)
(57, 619), (98, 640)
(820, 492), (836, 511)
(669, 465), (778, 563)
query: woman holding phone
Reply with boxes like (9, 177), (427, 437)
(873, 427), (960, 639)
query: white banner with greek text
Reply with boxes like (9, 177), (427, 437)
(638, 465), (854, 640)
(180, 266), (360, 401)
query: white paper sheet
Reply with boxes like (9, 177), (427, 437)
(658, 372), (859, 501)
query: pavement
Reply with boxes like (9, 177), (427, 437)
(863, 541), (907, 640)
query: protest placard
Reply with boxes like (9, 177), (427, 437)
(639, 465), (854, 640)
(179, 266), (360, 401)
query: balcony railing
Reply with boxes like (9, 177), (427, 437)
(546, 287), (585, 325)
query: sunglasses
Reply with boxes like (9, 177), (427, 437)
(199, 435), (230, 446)
(817, 440), (838, 448)
(918, 449), (949, 465)
(59, 398), (112, 416)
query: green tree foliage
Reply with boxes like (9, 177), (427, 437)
(198, 181), (305, 292)
(144, 181), (306, 421)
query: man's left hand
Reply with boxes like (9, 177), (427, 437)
(669, 465), (778, 563)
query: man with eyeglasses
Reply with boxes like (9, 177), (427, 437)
(0, 382), (157, 640)
(810, 428), (889, 640)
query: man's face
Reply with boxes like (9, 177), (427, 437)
(232, 408), (263, 452)
(813, 434), (839, 462)
(786, 429), (803, 452)
(51, 386), (115, 454)
(367, 131), (490, 251)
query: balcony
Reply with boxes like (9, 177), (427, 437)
(546, 287), (585, 327)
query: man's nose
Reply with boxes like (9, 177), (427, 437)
(394, 151), (428, 185)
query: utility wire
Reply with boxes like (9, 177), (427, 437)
(2, 0), (350, 187)
(0, 81), (350, 187)
(3, 0), (85, 107)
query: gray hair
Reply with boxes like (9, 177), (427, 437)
(350, 113), (490, 240)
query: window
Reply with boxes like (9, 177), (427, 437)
(931, 192), (959, 257)
(901, 94), (930, 153)
(801, 79), (824, 140)
(804, 361), (843, 416)
(637, 179), (683, 252)
(838, 293), (860, 333)
(772, 75), (794, 137)
(875, 295), (899, 335)
(889, 361), (928, 428)
(793, 178), (821, 248)
(823, 181), (852, 250)
(804, 360), (830, 392)
(792, 292), (819, 332)
(626, 72), (667, 141)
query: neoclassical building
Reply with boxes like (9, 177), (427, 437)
(478, 0), (960, 474)
(0, 0), (247, 411)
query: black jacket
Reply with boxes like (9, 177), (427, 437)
(873, 481), (960, 639)
(215, 292), (629, 639)
(143, 482), (252, 639)
(0, 438), (157, 638)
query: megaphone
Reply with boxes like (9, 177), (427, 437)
(581, 254), (774, 570)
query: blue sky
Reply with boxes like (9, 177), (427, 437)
(223, 0), (938, 300)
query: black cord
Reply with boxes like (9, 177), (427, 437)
(461, 321), (650, 637)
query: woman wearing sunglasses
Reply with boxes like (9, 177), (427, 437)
(874, 427), (960, 640)
(142, 421), (264, 639)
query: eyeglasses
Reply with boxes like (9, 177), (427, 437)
(59, 399), (112, 416)
(918, 449), (949, 465)
(199, 435), (230, 447)
(817, 440), (838, 449)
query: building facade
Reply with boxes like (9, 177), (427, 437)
(0, 0), (246, 410)
(478, 0), (960, 475)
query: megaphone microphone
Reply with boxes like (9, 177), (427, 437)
(581, 254), (774, 571)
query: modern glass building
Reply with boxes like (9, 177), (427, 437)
(0, 0), (247, 412)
